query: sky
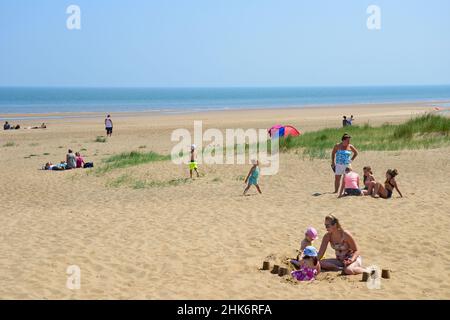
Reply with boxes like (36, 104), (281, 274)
(0, 0), (449, 87)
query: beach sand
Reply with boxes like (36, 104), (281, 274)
(1, 102), (450, 299)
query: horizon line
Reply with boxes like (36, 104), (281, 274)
(1, 84), (450, 89)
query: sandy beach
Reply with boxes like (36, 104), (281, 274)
(1, 102), (450, 300)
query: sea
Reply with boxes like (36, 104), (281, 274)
(1, 86), (450, 119)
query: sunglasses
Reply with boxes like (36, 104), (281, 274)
(324, 222), (336, 228)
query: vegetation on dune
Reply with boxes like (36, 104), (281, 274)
(95, 136), (107, 143)
(96, 114), (450, 180)
(107, 174), (191, 189)
(96, 151), (171, 174)
(275, 114), (450, 159)
(3, 141), (16, 147)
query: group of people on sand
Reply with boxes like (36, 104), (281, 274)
(3, 121), (20, 130)
(332, 133), (402, 199)
(287, 133), (405, 282)
(342, 115), (354, 127)
(44, 149), (92, 171)
(3, 121), (46, 130)
(290, 214), (366, 281)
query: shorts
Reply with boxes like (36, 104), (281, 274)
(345, 188), (362, 196)
(386, 189), (393, 198)
(334, 163), (349, 175)
(189, 161), (198, 170)
(106, 127), (113, 134)
(339, 255), (363, 267)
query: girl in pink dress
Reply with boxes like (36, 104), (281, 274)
(291, 246), (321, 281)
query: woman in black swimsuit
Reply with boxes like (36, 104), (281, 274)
(372, 169), (403, 199)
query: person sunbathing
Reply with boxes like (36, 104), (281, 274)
(31, 123), (46, 129)
(43, 161), (67, 170)
(372, 169), (403, 199)
(362, 166), (376, 195)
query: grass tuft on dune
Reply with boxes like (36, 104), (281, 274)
(277, 114), (450, 158)
(97, 151), (171, 174)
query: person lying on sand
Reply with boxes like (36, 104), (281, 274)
(317, 214), (366, 275)
(243, 159), (262, 195)
(43, 161), (67, 170)
(31, 123), (46, 129)
(338, 164), (362, 197)
(291, 246), (321, 281)
(372, 169), (403, 199)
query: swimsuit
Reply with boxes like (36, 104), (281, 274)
(385, 179), (395, 198)
(248, 167), (259, 185)
(330, 232), (356, 261)
(291, 264), (317, 281)
(334, 149), (352, 175)
(336, 149), (352, 165)
(189, 161), (198, 170)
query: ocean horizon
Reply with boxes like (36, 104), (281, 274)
(1, 85), (450, 116)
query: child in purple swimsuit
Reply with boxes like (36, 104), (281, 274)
(291, 246), (321, 281)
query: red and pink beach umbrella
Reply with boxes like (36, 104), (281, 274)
(268, 125), (301, 138)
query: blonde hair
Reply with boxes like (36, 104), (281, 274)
(387, 169), (398, 178)
(325, 214), (343, 231)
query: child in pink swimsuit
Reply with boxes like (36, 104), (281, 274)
(291, 246), (321, 281)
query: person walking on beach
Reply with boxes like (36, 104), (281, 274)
(331, 133), (359, 193)
(66, 149), (77, 169)
(317, 214), (366, 275)
(105, 114), (113, 137)
(243, 159), (262, 195)
(342, 116), (348, 127)
(189, 144), (200, 179)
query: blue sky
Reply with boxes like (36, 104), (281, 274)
(0, 0), (449, 87)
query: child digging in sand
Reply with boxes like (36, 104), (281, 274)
(243, 159), (262, 195)
(189, 144), (200, 179)
(291, 246), (321, 281)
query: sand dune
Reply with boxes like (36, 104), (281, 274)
(1, 102), (449, 299)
